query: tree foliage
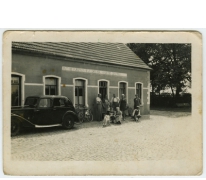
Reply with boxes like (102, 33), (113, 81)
(127, 43), (191, 98)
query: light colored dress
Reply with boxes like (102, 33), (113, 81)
(120, 98), (127, 111)
(115, 110), (122, 123)
(96, 97), (102, 121)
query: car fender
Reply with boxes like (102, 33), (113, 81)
(11, 113), (35, 128)
(62, 111), (78, 123)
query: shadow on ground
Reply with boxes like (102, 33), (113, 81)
(12, 117), (138, 138)
(12, 107), (191, 138)
(13, 126), (79, 138)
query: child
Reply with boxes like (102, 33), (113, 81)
(109, 107), (116, 123)
(132, 106), (141, 121)
(102, 111), (111, 127)
(115, 107), (122, 124)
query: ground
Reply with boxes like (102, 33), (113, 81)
(11, 108), (201, 163)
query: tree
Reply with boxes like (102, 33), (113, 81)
(127, 43), (191, 98)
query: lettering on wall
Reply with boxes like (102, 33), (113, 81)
(62, 66), (127, 77)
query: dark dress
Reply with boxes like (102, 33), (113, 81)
(120, 98), (127, 111)
(102, 99), (109, 114)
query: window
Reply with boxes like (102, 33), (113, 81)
(136, 83), (142, 99)
(45, 77), (58, 95)
(39, 98), (52, 108)
(119, 82), (126, 97)
(75, 79), (85, 106)
(11, 75), (21, 106)
(66, 98), (73, 106)
(99, 81), (108, 99)
(53, 98), (66, 107)
(25, 97), (38, 107)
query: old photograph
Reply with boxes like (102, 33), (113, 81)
(3, 31), (202, 176)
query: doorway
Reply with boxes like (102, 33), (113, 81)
(11, 75), (21, 106)
(75, 79), (85, 106)
(119, 82), (126, 97)
(99, 81), (108, 100)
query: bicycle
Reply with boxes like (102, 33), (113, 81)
(75, 105), (93, 124)
(74, 105), (84, 124)
(84, 107), (93, 122)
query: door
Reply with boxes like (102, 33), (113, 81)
(75, 80), (85, 106)
(33, 98), (53, 125)
(52, 98), (68, 124)
(11, 75), (21, 106)
(119, 82), (126, 97)
(136, 83), (142, 99)
(99, 81), (107, 100)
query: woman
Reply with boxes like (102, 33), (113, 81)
(102, 95), (110, 117)
(119, 94), (127, 120)
(96, 93), (102, 121)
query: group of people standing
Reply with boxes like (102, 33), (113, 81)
(95, 93), (141, 123)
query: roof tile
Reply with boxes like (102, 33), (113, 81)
(12, 42), (151, 70)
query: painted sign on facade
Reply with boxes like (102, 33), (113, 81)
(62, 66), (127, 77)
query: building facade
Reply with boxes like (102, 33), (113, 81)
(11, 42), (151, 117)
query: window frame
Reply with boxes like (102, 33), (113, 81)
(11, 72), (25, 107)
(43, 75), (61, 96)
(73, 77), (88, 107)
(98, 79), (110, 100)
(135, 82), (143, 105)
(118, 81), (128, 100)
(75, 79), (85, 106)
(45, 77), (58, 95)
(11, 75), (21, 106)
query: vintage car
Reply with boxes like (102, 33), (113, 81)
(11, 95), (78, 136)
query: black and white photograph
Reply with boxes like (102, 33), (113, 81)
(3, 31), (202, 176)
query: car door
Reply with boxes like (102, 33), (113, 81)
(52, 98), (69, 124)
(33, 98), (53, 125)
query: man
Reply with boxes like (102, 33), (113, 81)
(132, 94), (141, 117)
(110, 94), (120, 111)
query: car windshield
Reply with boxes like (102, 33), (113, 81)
(25, 98), (38, 106)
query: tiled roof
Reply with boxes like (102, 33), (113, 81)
(12, 42), (151, 70)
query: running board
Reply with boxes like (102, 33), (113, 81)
(35, 124), (62, 128)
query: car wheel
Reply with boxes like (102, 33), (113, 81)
(63, 114), (75, 129)
(11, 119), (20, 136)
